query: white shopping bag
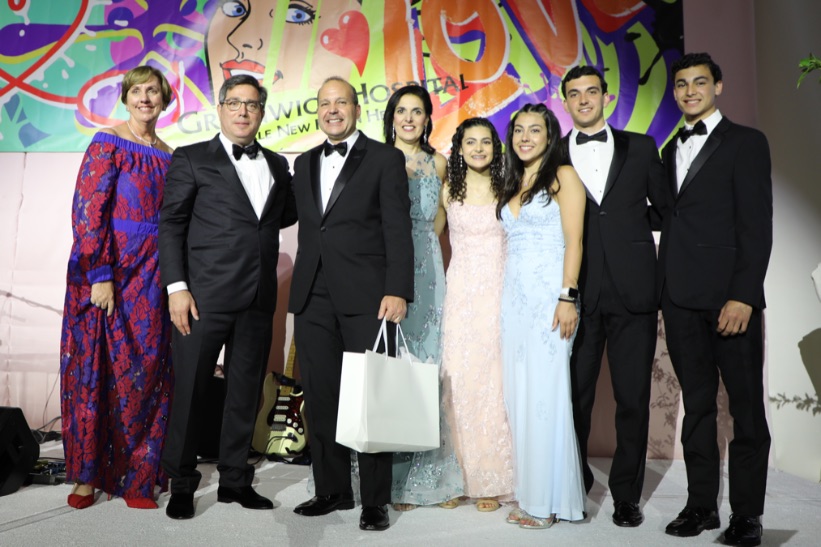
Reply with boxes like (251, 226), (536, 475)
(335, 319), (440, 453)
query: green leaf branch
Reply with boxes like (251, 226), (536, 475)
(797, 53), (821, 88)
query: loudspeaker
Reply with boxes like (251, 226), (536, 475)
(0, 407), (40, 496)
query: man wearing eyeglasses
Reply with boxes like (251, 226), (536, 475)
(159, 74), (297, 520)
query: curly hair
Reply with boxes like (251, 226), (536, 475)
(382, 85), (435, 155)
(497, 103), (567, 219)
(446, 117), (505, 204)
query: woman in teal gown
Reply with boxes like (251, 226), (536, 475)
(382, 85), (464, 509)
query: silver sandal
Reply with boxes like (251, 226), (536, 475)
(518, 512), (556, 529)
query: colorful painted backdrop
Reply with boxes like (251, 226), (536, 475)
(0, 0), (683, 153)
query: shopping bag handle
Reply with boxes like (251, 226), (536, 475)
(372, 318), (389, 353)
(370, 318), (411, 358)
(395, 323), (411, 358)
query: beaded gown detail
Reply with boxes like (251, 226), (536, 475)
(60, 133), (173, 500)
(390, 151), (464, 505)
(440, 201), (515, 498)
(500, 194), (585, 521)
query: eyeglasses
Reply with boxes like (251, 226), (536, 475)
(221, 99), (263, 113)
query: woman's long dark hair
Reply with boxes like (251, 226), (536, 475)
(446, 117), (505, 204)
(382, 85), (435, 155)
(496, 103), (567, 219)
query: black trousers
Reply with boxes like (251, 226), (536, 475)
(570, 268), (657, 503)
(161, 303), (272, 494)
(294, 267), (393, 506)
(661, 288), (770, 516)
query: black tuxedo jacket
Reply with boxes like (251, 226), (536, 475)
(159, 134), (297, 313)
(657, 117), (772, 310)
(563, 129), (667, 314)
(288, 133), (414, 315)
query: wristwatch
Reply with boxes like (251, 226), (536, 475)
(560, 287), (579, 299)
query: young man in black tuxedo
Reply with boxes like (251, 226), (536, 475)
(658, 53), (772, 546)
(561, 65), (667, 528)
(159, 75), (297, 519)
(288, 76), (414, 531)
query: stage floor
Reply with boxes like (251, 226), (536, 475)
(1, 443), (819, 546)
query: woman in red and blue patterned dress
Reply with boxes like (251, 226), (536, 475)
(60, 66), (175, 510)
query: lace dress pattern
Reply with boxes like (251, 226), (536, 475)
(440, 201), (515, 498)
(60, 133), (173, 500)
(390, 151), (464, 505)
(500, 194), (585, 520)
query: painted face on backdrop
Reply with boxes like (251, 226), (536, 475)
(205, 0), (365, 101)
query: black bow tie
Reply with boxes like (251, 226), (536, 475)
(232, 142), (260, 160)
(576, 130), (607, 145)
(324, 141), (348, 157)
(677, 120), (707, 143)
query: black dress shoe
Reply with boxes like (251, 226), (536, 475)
(722, 514), (762, 546)
(359, 505), (390, 531)
(612, 500), (644, 527)
(294, 493), (355, 516)
(166, 493), (195, 520)
(217, 486), (273, 510)
(665, 506), (720, 537)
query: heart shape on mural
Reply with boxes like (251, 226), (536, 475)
(320, 11), (370, 76)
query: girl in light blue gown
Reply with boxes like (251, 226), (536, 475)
(498, 103), (587, 528)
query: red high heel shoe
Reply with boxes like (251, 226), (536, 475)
(125, 497), (158, 509)
(67, 492), (95, 509)
(67, 483), (95, 509)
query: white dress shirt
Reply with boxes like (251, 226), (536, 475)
(676, 109), (723, 191)
(167, 133), (275, 295)
(569, 124), (614, 205)
(320, 131), (360, 212)
(219, 132), (274, 219)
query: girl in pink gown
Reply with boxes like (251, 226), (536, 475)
(440, 118), (515, 511)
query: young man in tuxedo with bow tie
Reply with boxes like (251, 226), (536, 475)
(560, 65), (667, 528)
(658, 53), (772, 546)
(159, 74), (297, 519)
(288, 76), (413, 531)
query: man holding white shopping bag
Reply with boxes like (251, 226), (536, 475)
(336, 320), (440, 454)
(288, 76), (414, 532)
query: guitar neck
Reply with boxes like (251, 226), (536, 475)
(279, 336), (298, 397)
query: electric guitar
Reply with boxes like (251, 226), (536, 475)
(252, 338), (308, 457)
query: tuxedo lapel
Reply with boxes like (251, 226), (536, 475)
(663, 142), (678, 199)
(209, 136), (258, 219)
(678, 117), (730, 196)
(259, 149), (281, 219)
(323, 134), (367, 218)
(602, 129), (628, 202)
(309, 146), (323, 214)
